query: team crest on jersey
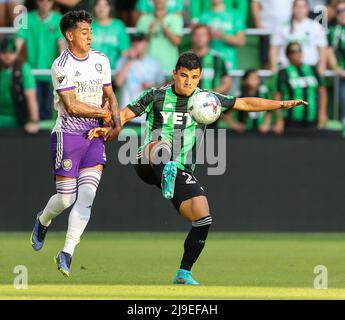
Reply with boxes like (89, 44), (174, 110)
(95, 63), (103, 73)
(62, 159), (72, 171)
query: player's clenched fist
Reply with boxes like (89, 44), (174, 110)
(280, 100), (308, 109)
(88, 127), (111, 140)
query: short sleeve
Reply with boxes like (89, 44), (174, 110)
(16, 21), (28, 40)
(22, 63), (36, 90)
(103, 58), (112, 86)
(128, 88), (155, 116)
(51, 63), (75, 93)
(211, 91), (237, 112)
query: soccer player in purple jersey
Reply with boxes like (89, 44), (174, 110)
(30, 10), (121, 277)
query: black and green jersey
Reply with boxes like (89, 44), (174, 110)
(199, 50), (229, 91)
(128, 84), (236, 172)
(328, 24), (345, 68)
(276, 64), (323, 124)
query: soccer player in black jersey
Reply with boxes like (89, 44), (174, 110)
(89, 52), (307, 285)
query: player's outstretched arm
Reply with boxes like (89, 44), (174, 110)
(59, 89), (112, 121)
(233, 97), (308, 112)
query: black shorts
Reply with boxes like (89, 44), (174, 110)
(133, 161), (206, 212)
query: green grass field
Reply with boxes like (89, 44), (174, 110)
(1, 232), (345, 299)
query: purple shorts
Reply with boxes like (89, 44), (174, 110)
(51, 132), (106, 178)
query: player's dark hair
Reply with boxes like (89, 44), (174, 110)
(60, 10), (93, 39)
(175, 52), (202, 72)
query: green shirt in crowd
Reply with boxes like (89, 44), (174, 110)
(0, 63), (36, 127)
(328, 24), (345, 69)
(190, 0), (248, 25)
(198, 50), (229, 90)
(135, 0), (184, 14)
(198, 9), (246, 70)
(92, 19), (130, 70)
(136, 13), (184, 75)
(276, 64), (323, 124)
(17, 10), (64, 82)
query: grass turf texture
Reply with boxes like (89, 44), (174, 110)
(1, 232), (345, 299)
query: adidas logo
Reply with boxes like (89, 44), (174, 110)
(75, 71), (82, 77)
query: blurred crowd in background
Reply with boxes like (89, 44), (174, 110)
(0, 0), (345, 136)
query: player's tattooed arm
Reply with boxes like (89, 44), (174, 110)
(233, 97), (308, 112)
(87, 106), (137, 141)
(59, 89), (112, 121)
(102, 85), (121, 129)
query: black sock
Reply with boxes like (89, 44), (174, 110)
(180, 216), (212, 271)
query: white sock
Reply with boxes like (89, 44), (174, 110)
(39, 180), (77, 227)
(63, 168), (102, 256)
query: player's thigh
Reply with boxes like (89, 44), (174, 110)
(179, 196), (210, 222)
(172, 170), (209, 220)
(145, 140), (171, 166)
(55, 175), (77, 182)
(80, 164), (104, 173)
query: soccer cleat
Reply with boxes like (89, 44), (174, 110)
(54, 251), (72, 278)
(173, 269), (199, 285)
(30, 211), (49, 251)
(161, 161), (177, 200)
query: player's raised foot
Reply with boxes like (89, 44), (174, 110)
(54, 251), (72, 278)
(161, 161), (177, 200)
(30, 211), (49, 251)
(173, 269), (199, 285)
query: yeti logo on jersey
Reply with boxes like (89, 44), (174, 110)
(161, 111), (193, 126)
(62, 159), (72, 171)
(95, 63), (102, 74)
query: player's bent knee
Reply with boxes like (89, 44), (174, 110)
(59, 193), (77, 209)
(148, 140), (172, 166)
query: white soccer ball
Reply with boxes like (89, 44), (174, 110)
(187, 91), (222, 125)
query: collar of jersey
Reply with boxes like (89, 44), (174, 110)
(67, 48), (89, 62)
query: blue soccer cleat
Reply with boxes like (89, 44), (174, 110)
(30, 211), (49, 251)
(173, 269), (200, 285)
(161, 161), (177, 200)
(54, 251), (72, 278)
